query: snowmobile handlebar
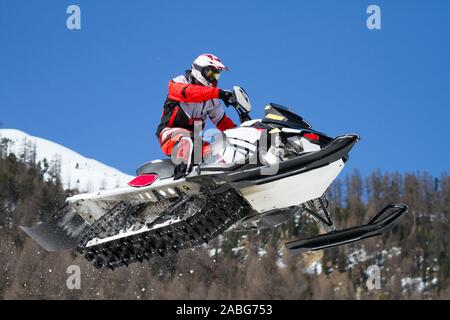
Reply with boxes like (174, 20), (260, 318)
(231, 86), (252, 124)
(230, 100), (252, 124)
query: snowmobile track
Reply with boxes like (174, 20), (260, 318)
(77, 188), (252, 270)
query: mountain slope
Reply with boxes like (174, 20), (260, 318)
(0, 129), (133, 192)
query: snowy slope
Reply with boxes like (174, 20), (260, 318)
(0, 129), (134, 192)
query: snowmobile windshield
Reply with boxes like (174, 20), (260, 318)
(262, 103), (311, 130)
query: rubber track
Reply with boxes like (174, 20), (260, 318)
(77, 189), (251, 270)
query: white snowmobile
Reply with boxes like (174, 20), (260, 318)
(21, 87), (408, 270)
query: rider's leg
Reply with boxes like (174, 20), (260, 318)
(159, 127), (192, 158)
(159, 127), (211, 163)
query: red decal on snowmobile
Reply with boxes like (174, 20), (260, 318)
(127, 174), (158, 187)
(304, 133), (320, 141)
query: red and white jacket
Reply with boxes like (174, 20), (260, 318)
(156, 72), (236, 138)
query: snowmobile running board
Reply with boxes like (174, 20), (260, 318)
(284, 204), (408, 254)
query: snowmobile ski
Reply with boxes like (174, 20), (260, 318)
(284, 204), (408, 254)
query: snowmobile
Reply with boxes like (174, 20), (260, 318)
(20, 87), (408, 270)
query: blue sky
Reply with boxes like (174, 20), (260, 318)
(1, 0), (449, 176)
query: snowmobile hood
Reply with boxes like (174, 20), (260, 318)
(201, 134), (359, 186)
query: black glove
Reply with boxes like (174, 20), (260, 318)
(239, 113), (251, 124)
(219, 90), (236, 107)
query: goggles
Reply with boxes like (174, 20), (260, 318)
(204, 67), (221, 82)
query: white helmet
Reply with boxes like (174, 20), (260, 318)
(191, 53), (229, 87)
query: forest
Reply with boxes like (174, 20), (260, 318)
(0, 137), (449, 299)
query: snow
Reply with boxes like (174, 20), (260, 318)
(401, 276), (439, 294)
(257, 248), (267, 257)
(0, 128), (134, 192)
(207, 248), (222, 257)
(401, 277), (426, 293)
(347, 246), (402, 268)
(231, 245), (246, 255)
(347, 248), (369, 268)
(305, 261), (322, 275)
(276, 257), (287, 269)
(275, 248), (287, 269)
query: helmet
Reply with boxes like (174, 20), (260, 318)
(191, 54), (229, 87)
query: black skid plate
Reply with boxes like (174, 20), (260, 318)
(285, 204), (408, 254)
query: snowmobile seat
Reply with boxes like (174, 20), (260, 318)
(136, 159), (175, 179)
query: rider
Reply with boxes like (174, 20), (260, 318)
(156, 54), (237, 176)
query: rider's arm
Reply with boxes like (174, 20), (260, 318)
(168, 80), (220, 103)
(216, 114), (236, 131)
(207, 102), (236, 132)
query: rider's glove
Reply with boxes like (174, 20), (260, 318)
(239, 113), (251, 124)
(219, 90), (236, 107)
